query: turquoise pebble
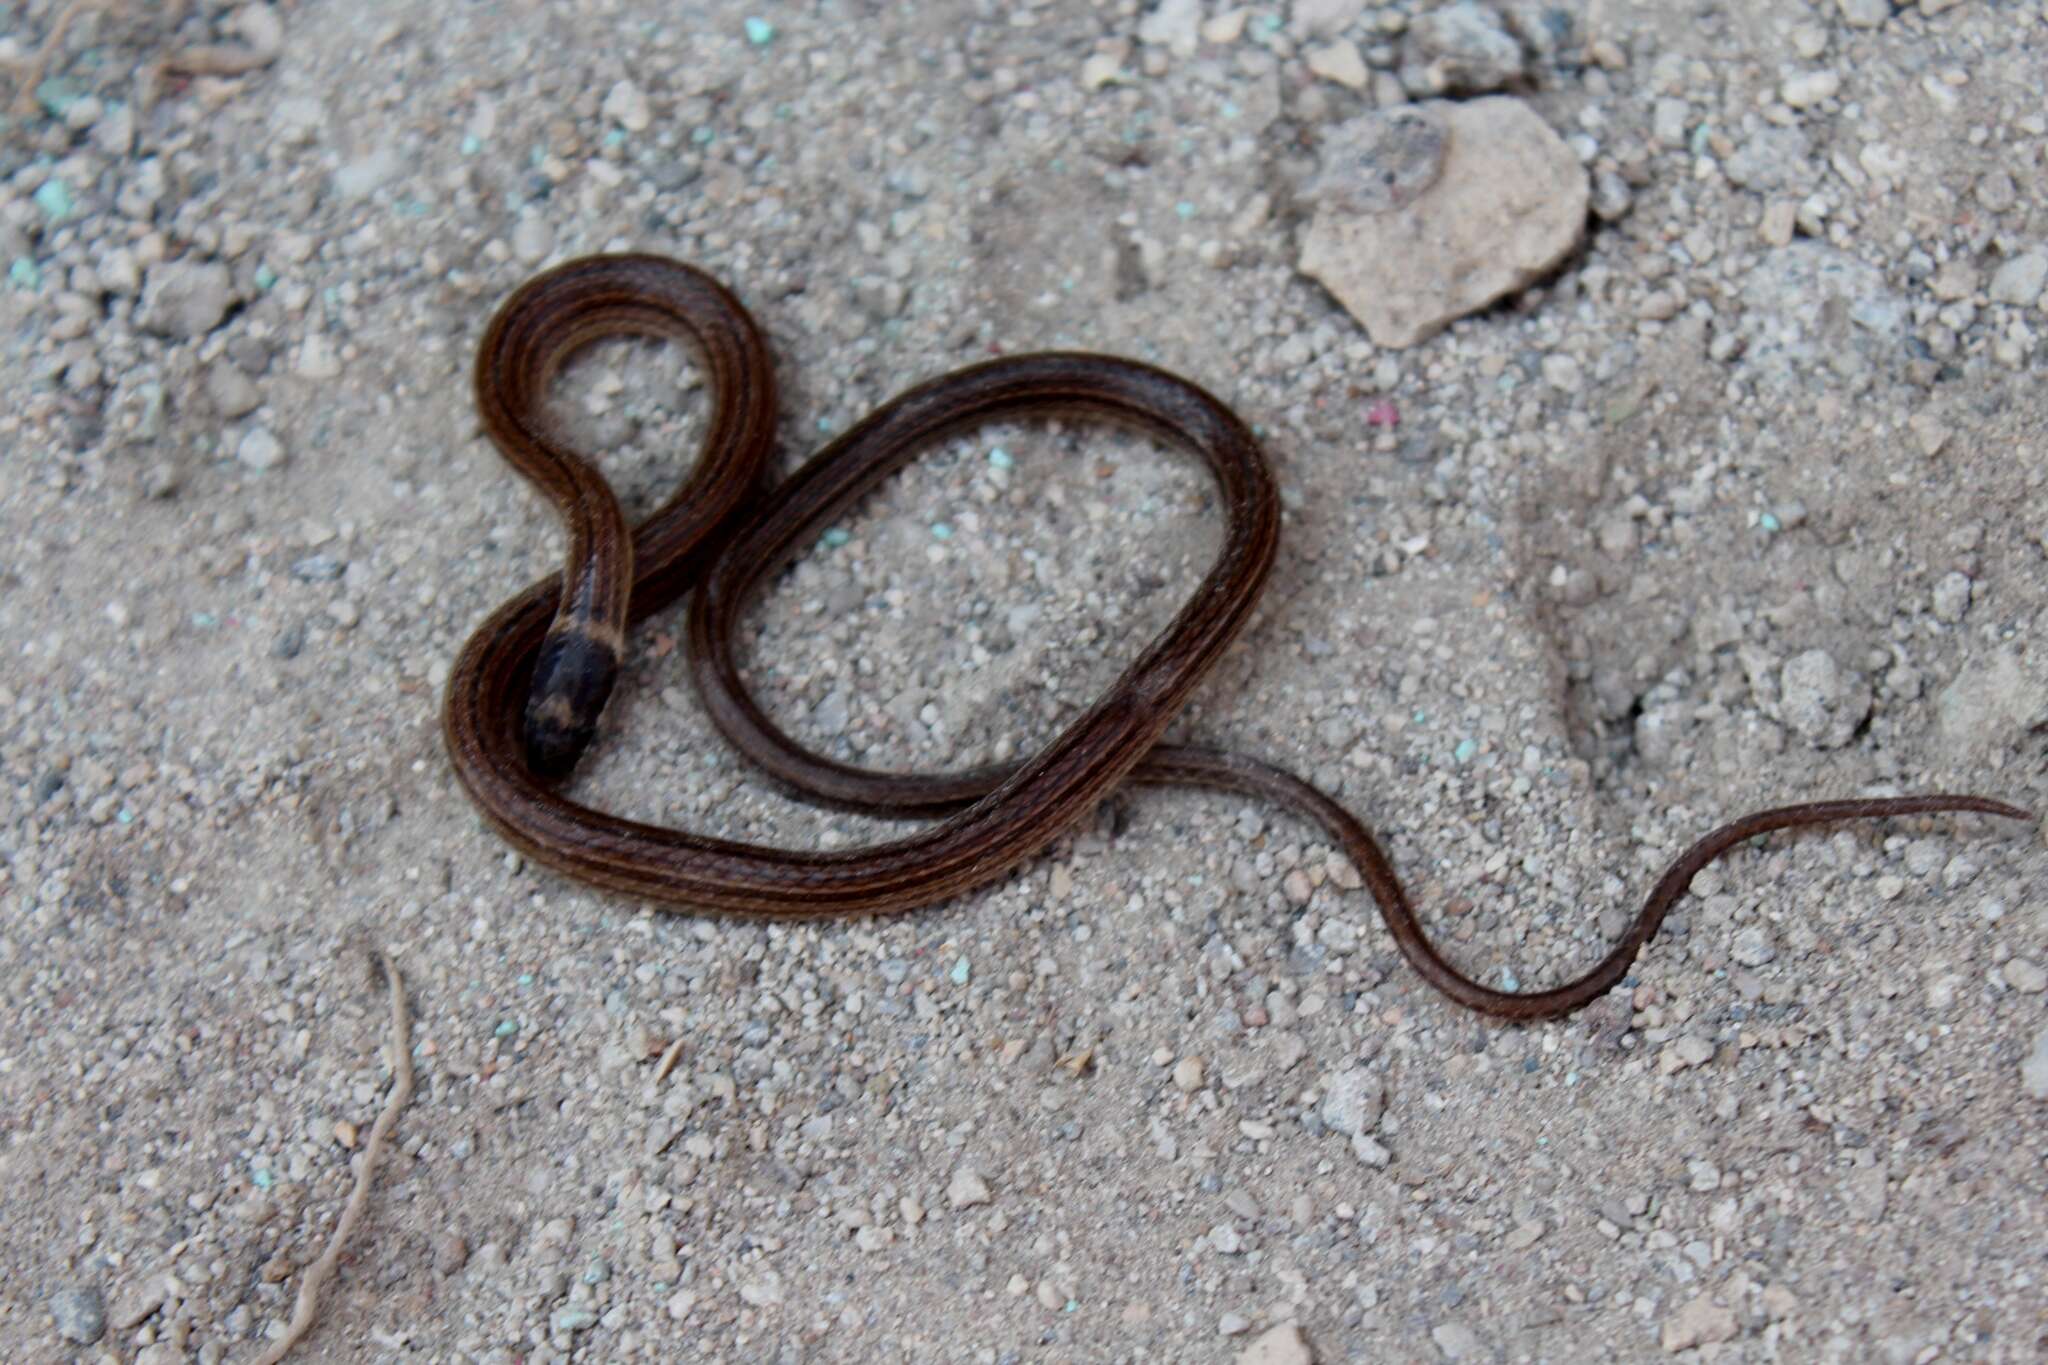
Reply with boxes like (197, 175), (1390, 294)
(35, 78), (78, 117)
(33, 178), (73, 222)
(950, 957), (970, 985)
(744, 16), (776, 44)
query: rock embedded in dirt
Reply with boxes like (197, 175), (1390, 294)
(1778, 649), (1872, 750)
(1318, 1067), (1385, 1136)
(1733, 241), (1911, 392)
(1236, 1321), (1315, 1365)
(49, 1285), (105, 1345)
(1400, 2), (1528, 96)
(1936, 650), (2048, 754)
(1299, 98), (1587, 349)
(2024, 1029), (2048, 1101)
(137, 260), (235, 338)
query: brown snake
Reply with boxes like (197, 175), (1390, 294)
(442, 254), (2030, 1021)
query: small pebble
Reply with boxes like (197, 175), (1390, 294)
(513, 216), (554, 264)
(1931, 572), (1973, 624)
(2003, 957), (2045, 993)
(1137, 0), (1202, 56)
(1988, 253), (2047, 308)
(1319, 1068), (1385, 1136)
(138, 261), (234, 338)
(1781, 69), (1841, 109)
(1236, 1321), (1314, 1365)
(602, 79), (653, 132)
(432, 1232), (470, 1276)
(1662, 1293), (1739, 1351)
(334, 147), (402, 199)
(1731, 927), (1777, 967)
(49, 1285), (106, 1344)
(1400, 2), (1527, 96)
(205, 363), (262, 418)
(1778, 649), (1871, 750)
(2023, 1029), (2048, 1100)
(738, 1272), (785, 1306)
(238, 426), (286, 471)
(1432, 1321), (1484, 1359)
(947, 1166), (992, 1209)
(1659, 1035), (1715, 1073)
(1306, 40), (1370, 91)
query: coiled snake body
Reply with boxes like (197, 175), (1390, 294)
(443, 254), (2028, 1021)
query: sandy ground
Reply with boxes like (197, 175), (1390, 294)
(2, 1), (2046, 1361)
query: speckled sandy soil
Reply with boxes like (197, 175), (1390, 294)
(2, 1), (2046, 1362)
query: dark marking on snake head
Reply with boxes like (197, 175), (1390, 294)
(523, 629), (620, 780)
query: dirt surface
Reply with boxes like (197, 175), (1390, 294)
(2, 1), (2046, 1361)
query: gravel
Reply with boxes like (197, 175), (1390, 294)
(0, 1), (2043, 1361)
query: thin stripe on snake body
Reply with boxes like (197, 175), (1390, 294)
(442, 254), (2031, 1021)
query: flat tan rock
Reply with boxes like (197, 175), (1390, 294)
(1299, 96), (1588, 348)
(1236, 1322), (1314, 1365)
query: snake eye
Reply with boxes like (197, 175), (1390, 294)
(523, 629), (620, 781)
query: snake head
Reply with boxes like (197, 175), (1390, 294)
(523, 627), (621, 781)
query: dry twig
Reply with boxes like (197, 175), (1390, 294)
(252, 949), (415, 1365)
(2, 1), (282, 113)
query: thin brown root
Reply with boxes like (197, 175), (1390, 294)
(161, 3), (281, 79)
(253, 949), (415, 1365)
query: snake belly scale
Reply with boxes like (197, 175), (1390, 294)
(442, 254), (2029, 1022)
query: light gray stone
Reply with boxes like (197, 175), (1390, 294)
(1734, 242), (1910, 392)
(1236, 1321), (1315, 1365)
(1319, 1068), (1384, 1136)
(1300, 98), (1586, 349)
(1401, 2), (1527, 96)
(1988, 253), (2047, 308)
(139, 260), (235, 338)
(49, 1285), (105, 1344)
(2022, 1027), (2048, 1101)
(1779, 649), (1871, 749)
(1936, 650), (2048, 755)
